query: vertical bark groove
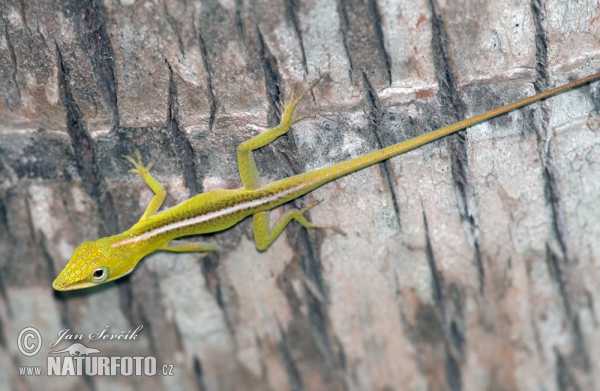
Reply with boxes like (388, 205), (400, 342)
(64, 0), (120, 126)
(284, 0), (308, 74)
(56, 43), (118, 235)
(362, 72), (401, 230)
(197, 31), (218, 132)
(429, 0), (485, 295)
(167, 63), (200, 196)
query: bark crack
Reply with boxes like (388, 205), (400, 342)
(366, 0), (391, 86)
(394, 272), (427, 376)
(197, 31), (218, 132)
(257, 27), (283, 127)
(555, 349), (582, 391)
(284, 0), (308, 74)
(546, 246), (590, 371)
(423, 195), (465, 388)
(0, 198), (8, 305)
(56, 42), (118, 235)
(362, 72), (401, 230)
(167, 63), (200, 196)
(532, 0), (590, 373)
(65, 0), (120, 126)
(193, 356), (208, 391)
(429, 0), (484, 295)
(163, 2), (185, 55)
(234, 0), (246, 45)
(199, 253), (237, 339)
(531, 0), (569, 262)
(423, 206), (445, 319)
(445, 347), (463, 391)
(336, 0), (355, 82)
(256, 26), (302, 178)
(277, 321), (304, 391)
(1, 14), (22, 107)
(297, 232), (337, 366)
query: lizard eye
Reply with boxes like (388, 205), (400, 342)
(91, 267), (109, 283)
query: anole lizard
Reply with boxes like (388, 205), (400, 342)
(53, 72), (600, 291)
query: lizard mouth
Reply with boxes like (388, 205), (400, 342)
(52, 276), (71, 291)
(52, 274), (96, 291)
(52, 279), (96, 291)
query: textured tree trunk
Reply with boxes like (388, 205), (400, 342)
(1, 0), (599, 390)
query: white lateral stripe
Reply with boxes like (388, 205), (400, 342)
(113, 184), (305, 247)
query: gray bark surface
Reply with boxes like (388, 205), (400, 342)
(1, 0), (599, 390)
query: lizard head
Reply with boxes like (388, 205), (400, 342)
(52, 237), (138, 291)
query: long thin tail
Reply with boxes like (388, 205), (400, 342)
(276, 71), (600, 197)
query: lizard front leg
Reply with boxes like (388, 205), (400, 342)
(124, 149), (167, 220)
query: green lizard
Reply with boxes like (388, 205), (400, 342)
(53, 73), (600, 291)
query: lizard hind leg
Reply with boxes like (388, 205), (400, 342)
(253, 199), (345, 252)
(123, 149), (167, 219)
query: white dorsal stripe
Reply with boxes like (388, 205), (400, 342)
(113, 183), (306, 247)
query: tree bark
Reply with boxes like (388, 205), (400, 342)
(1, 0), (599, 390)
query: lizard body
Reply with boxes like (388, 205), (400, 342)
(53, 73), (600, 291)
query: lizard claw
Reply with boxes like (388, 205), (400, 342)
(292, 115), (312, 125)
(291, 78), (320, 107)
(301, 199), (346, 236)
(124, 149), (153, 176)
(281, 79), (321, 122)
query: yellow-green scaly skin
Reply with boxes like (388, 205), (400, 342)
(53, 74), (600, 291)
